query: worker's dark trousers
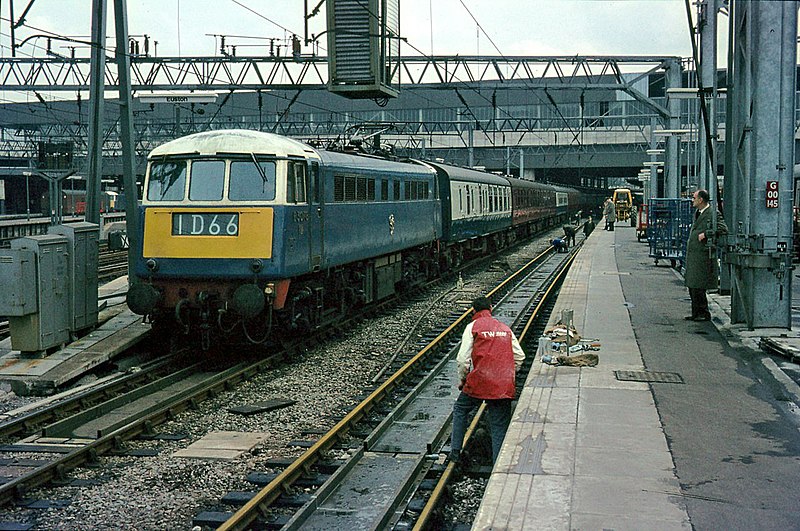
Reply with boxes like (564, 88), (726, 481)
(450, 392), (512, 464)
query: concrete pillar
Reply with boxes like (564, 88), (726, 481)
(86, 0), (107, 226)
(113, 0), (141, 284)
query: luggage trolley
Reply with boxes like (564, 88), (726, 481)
(647, 198), (692, 268)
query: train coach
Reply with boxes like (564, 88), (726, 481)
(127, 129), (588, 347)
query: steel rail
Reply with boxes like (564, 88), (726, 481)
(0, 354), (284, 507)
(412, 246), (580, 530)
(0, 357), (181, 442)
(218, 244), (559, 531)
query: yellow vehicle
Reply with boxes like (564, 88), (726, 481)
(612, 188), (634, 224)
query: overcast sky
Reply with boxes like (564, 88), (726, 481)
(6, 0), (697, 59)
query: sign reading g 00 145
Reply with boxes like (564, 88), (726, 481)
(765, 181), (779, 208)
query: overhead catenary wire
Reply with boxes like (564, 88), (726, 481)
(0, 0), (574, 170)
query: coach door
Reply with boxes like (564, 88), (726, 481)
(308, 161), (324, 271)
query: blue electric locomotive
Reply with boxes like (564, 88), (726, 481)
(127, 129), (586, 346)
(128, 130), (442, 343)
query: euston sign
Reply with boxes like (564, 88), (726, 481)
(137, 93), (218, 104)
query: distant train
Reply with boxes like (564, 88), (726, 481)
(126, 130), (598, 347)
(42, 189), (124, 216)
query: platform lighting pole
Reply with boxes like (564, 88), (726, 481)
(86, 0), (107, 226)
(649, 117), (659, 199)
(113, 0), (141, 284)
(665, 59), (683, 198)
(726, 0), (796, 329)
(23, 170), (31, 220)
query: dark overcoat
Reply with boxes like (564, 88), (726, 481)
(685, 207), (728, 289)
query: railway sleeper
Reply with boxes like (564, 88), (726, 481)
(272, 492), (312, 509)
(50, 463), (69, 486)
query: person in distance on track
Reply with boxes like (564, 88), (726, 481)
(552, 237), (568, 253)
(583, 216), (595, 236)
(450, 296), (525, 465)
(562, 224), (577, 247)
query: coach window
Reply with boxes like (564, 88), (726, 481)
(393, 180), (401, 201)
(188, 160), (224, 201)
(229, 160), (276, 201)
(381, 179), (389, 201)
(287, 161), (307, 203)
(147, 160), (187, 201)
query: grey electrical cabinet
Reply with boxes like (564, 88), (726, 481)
(49, 222), (99, 331)
(0, 248), (36, 316)
(6, 234), (70, 352)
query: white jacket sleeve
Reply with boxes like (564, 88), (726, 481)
(511, 332), (525, 372)
(456, 322), (474, 384)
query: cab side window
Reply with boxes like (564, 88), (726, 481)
(287, 162), (307, 204)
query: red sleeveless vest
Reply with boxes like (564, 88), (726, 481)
(462, 310), (517, 399)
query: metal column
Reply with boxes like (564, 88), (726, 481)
(726, 0), (796, 329)
(86, 0), (107, 226)
(649, 118), (659, 200)
(697, 0), (719, 194)
(113, 0), (141, 283)
(665, 59), (682, 198)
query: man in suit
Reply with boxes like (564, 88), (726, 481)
(685, 189), (728, 321)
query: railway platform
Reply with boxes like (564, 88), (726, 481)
(473, 222), (800, 530)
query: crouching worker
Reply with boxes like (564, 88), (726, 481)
(552, 237), (568, 252)
(450, 296), (525, 465)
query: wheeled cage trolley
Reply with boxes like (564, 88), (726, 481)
(647, 198), (692, 267)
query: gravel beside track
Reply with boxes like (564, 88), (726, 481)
(0, 233), (558, 530)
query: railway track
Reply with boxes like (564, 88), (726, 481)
(0, 351), (289, 508)
(97, 244), (128, 282)
(0, 224), (580, 529)
(0, 257), (484, 514)
(210, 240), (578, 530)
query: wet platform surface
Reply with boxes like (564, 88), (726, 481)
(474, 222), (800, 530)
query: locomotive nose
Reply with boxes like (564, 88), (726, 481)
(127, 282), (161, 315)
